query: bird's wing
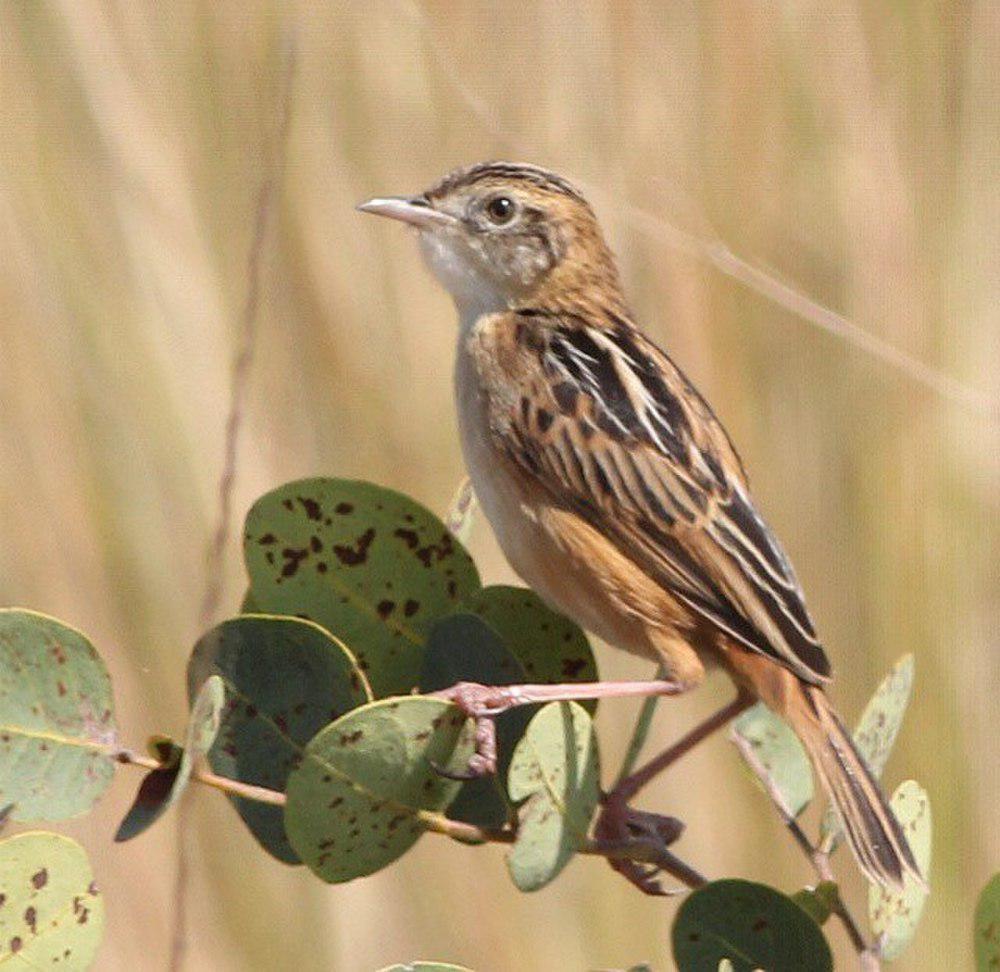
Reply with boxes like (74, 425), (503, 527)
(489, 308), (831, 685)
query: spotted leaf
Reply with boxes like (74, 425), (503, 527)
(731, 702), (813, 818)
(244, 479), (481, 697)
(459, 586), (598, 711)
(672, 879), (832, 971)
(0, 831), (104, 968)
(868, 780), (931, 960)
(506, 701), (599, 892)
(0, 610), (117, 821)
(284, 697), (474, 883)
(186, 615), (372, 863)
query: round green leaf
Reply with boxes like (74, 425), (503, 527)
(974, 873), (1000, 971)
(459, 587), (597, 711)
(284, 697), (474, 883)
(868, 780), (932, 960)
(0, 831), (104, 968)
(506, 701), (599, 892)
(0, 609), (117, 821)
(421, 613), (528, 829)
(821, 655), (914, 850)
(672, 879), (833, 971)
(244, 478), (481, 697)
(187, 615), (372, 863)
(731, 702), (813, 818)
(114, 676), (225, 843)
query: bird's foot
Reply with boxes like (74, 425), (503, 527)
(594, 791), (686, 896)
(430, 681), (514, 780)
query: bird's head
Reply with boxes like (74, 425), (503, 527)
(358, 161), (623, 317)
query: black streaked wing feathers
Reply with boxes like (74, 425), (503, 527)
(504, 311), (832, 685)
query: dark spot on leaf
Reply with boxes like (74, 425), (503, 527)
(280, 547), (309, 578)
(339, 730), (363, 745)
(329, 797), (344, 808)
(316, 561), (328, 573)
(310, 536), (323, 553)
(265, 552), (275, 565)
(10, 937), (22, 953)
(297, 496), (323, 521)
(394, 527), (419, 550)
(403, 599), (419, 617)
(752, 917), (768, 932)
(258, 533), (277, 545)
(376, 599), (395, 619)
(562, 658), (587, 678)
(57, 681), (67, 697)
(335, 502), (354, 515)
(282, 499), (294, 511)
(688, 933), (700, 942)
(333, 528), (376, 566)
(24, 906), (36, 933)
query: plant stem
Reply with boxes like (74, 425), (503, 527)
(612, 664), (665, 791)
(116, 751), (706, 888)
(115, 750), (287, 807)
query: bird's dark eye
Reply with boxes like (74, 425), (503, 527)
(485, 195), (515, 224)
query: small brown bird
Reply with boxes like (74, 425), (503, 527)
(359, 161), (922, 892)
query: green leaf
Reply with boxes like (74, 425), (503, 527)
(868, 780), (931, 960)
(0, 609), (118, 821)
(187, 615), (372, 864)
(114, 676), (225, 842)
(821, 655), (914, 851)
(0, 831), (104, 968)
(974, 873), (1000, 971)
(672, 879), (833, 971)
(731, 702), (813, 818)
(421, 613), (528, 829)
(244, 478), (481, 697)
(284, 697), (474, 883)
(377, 964), (475, 972)
(791, 881), (839, 926)
(506, 701), (599, 892)
(460, 586), (597, 711)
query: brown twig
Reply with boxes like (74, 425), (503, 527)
(116, 750), (287, 806)
(118, 752), (707, 890)
(729, 728), (878, 968)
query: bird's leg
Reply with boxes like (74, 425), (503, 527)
(593, 690), (755, 893)
(609, 689), (756, 805)
(430, 678), (687, 780)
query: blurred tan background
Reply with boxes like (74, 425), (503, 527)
(1, 1), (997, 969)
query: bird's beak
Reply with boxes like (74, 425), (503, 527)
(356, 195), (456, 229)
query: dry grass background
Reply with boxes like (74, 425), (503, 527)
(1, 1), (997, 969)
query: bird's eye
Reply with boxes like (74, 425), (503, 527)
(485, 195), (515, 224)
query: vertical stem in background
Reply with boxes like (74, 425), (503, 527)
(167, 36), (297, 972)
(611, 662), (666, 791)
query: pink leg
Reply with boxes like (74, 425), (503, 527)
(430, 678), (687, 780)
(595, 690), (755, 895)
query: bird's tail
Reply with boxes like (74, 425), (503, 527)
(790, 683), (925, 891)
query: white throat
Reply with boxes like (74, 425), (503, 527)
(418, 230), (510, 324)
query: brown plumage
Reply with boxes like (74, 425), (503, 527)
(359, 161), (923, 891)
